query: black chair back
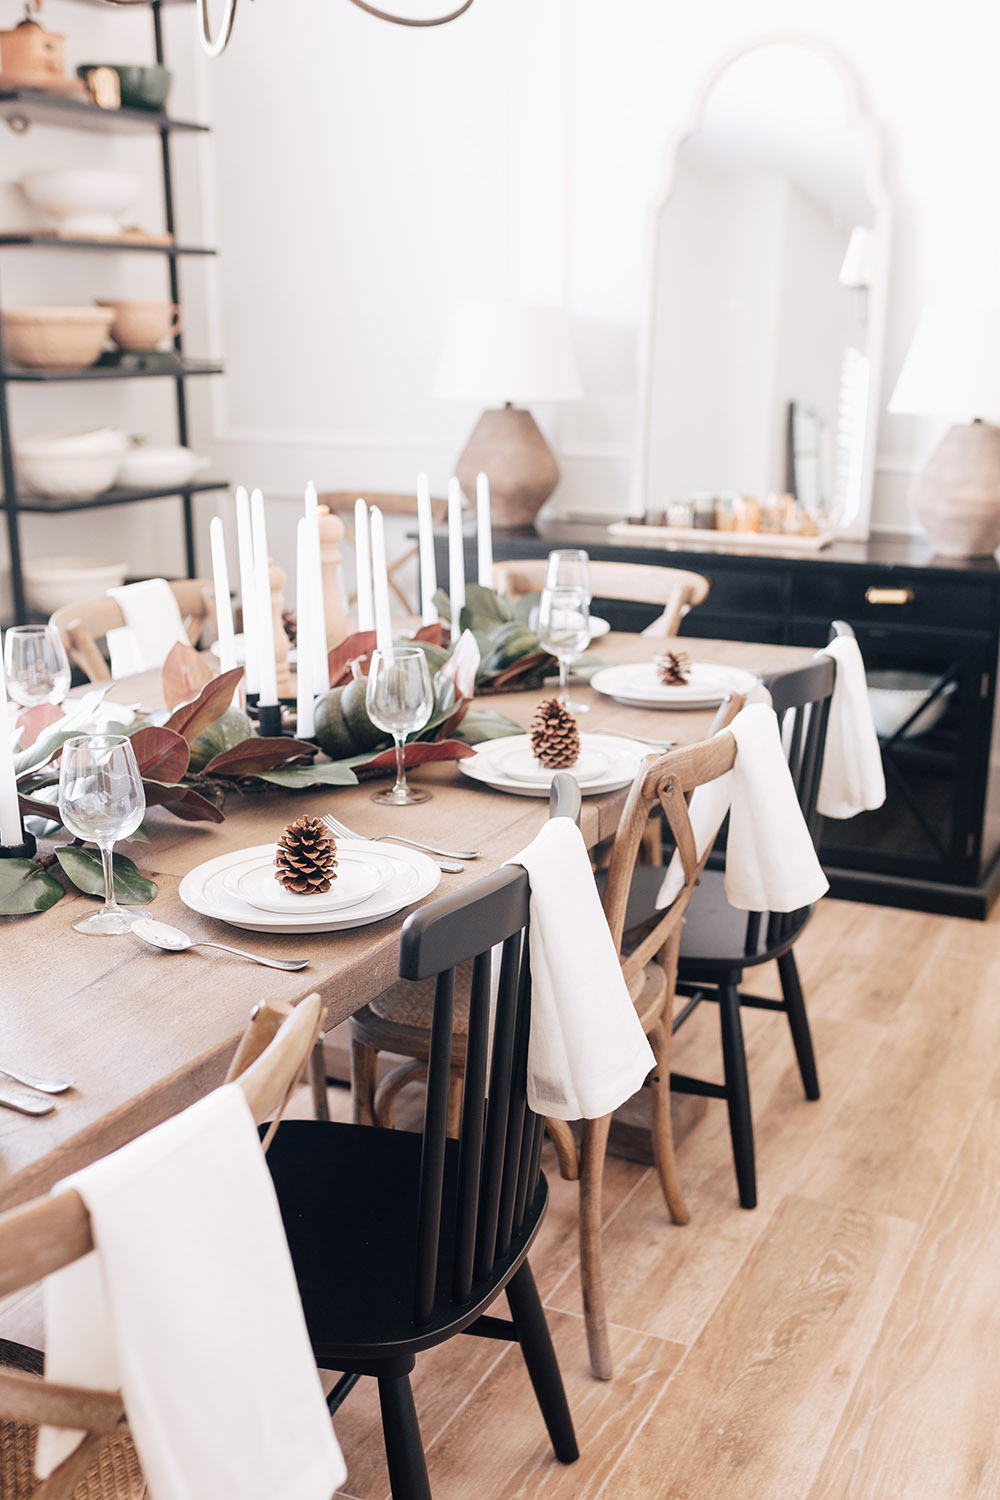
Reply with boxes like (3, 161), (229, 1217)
(396, 772), (582, 1325)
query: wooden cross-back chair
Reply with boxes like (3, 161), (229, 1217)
(490, 558), (711, 638)
(266, 777), (580, 1497)
(345, 720), (742, 1381)
(318, 491), (448, 616)
(0, 994), (323, 1500)
(48, 580), (212, 684)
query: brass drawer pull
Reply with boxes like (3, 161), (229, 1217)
(865, 587), (915, 606)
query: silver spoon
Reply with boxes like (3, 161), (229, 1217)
(132, 917), (309, 971)
(0, 1064), (73, 1094)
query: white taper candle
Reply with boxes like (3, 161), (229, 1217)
(447, 476), (466, 642)
(370, 506), (394, 662)
(354, 497), (375, 632)
(476, 471), (493, 589)
(235, 485), (259, 697)
(304, 481), (329, 692)
(250, 488), (279, 708)
(295, 517), (316, 738)
(416, 471), (437, 626)
(209, 516), (237, 675)
(0, 635), (24, 847)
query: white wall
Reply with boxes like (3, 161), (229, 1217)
(6, 0), (1000, 615)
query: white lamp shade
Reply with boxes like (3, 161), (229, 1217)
(888, 302), (1000, 421)
(432, 301), (583, 404)
(838, 226), (875, 289)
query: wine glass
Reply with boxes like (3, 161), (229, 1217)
(537, 585), (592, 711)
(545, 549), (591, 601)
(58, 734), (146, 935)
(3, 625), (71, 709)
(365, 647), (435, 806)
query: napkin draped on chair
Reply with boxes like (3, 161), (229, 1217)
(37, 1084), (346, 1500)
(656, 702), (830, 913)
(106, 579), (190, 676)
(816, 633), (886, 819)
(506, 817), (656, 1121)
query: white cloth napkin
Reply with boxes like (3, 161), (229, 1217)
(656, 702), (829, 913)
(107, 579), (190, 674)
(816, 633), (886, 819)
(37, 1084), (346, 1500)
(506, 817), (656, 1121)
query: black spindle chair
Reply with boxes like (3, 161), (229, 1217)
(265, 775), (581, 1500)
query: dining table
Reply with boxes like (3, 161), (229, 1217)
(0, 631), (815, 1213)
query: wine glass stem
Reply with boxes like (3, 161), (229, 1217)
(558, 655), (569, 704)
(392, 735), (408, 798)
(99, 841), (120, 916)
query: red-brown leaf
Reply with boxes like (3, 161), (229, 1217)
(164, 668), (245, 743)
(162, 641), (215, 711)
(129, 725), (190, 784)
(141, 779), (226, 823)
(18, 792), (61, 821)
(328, 631), (378, 688)
(355, 738), (474, 777)
(202, 737), (316, 777)
(413, 622), (445, 647)
(16, 704), (64, 749)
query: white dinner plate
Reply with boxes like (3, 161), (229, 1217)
(225, 846), (394, 914)
(459, 733), (641, 798)
(589, 661), (758, 709)
(491, 743), (612, 786)
(179, 839), (440, 934)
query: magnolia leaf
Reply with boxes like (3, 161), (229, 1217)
(513, 591), (541, 624)
(328, 631), (378, 689)
(202, 737), (315, 777)
(55, 847), (158, 904)
(485, 650), (552, 691)
(441, 629), (481, 700)
(129, 725), (190, 784)
(256, 762), (359, 789)
(16, 703), (64, 750)
(432, 587), (451, 623)
(162, 641), (215, 711)
(454, 707), (524, 742)
(0, 859), (64, 915)
(18, 791), (64, 822)
(463, 583), (512, 627)
(141, 779), (226, 823)
(121, 822), (151, 843)
(13, 689), (118, 778)
(163, 668), (245, 744)
(354, 739), (475, 776)
(413, 622), (446, 647)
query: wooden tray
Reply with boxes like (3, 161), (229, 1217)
(606, 521), (834, 553)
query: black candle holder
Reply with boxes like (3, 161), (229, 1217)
(0, 830), (37, 860)
(245, 691), (260, 710)
(255, 702), (283, 738)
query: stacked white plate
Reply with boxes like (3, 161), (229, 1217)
(178, 839), (440, 934)
(589, 661), (758, 709)
(459, 732), (643, 797)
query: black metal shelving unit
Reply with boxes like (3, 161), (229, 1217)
(0, 0), (226, 623)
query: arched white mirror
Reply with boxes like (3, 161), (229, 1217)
(630, 37), (890, 544)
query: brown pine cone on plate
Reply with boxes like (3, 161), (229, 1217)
(529, 697), (581, 769)
(656, 650), (691, 687)
(275, 815), (338, 893)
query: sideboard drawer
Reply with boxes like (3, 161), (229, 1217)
(790, 572), (993, 630)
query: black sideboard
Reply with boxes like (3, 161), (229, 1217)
(437, 522), (1000, 920)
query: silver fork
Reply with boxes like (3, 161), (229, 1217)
(322, 813), (479, 862)
(610, 732), (678, 749)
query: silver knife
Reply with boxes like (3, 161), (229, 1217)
(0, 1079), (56, 1116)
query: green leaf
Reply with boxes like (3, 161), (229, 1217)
(121, 822), (150, 843)
(454, 707), (524, 742)
(55, 847), (158, 904)
(432, 587), (452, 623)
(0, 859), (64, 915)
(256, 762), (359, 789)
(463, 583), (512, 627)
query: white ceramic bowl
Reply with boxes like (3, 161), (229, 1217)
(15, 428), (127, 500)
(866, 670), (956, 740)
(23, 555), (127, 617)
(116, 444), (210, 489)
(19, 169), (141, 238)
(2, 307), (114, 369)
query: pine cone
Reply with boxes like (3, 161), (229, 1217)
(282, 609), (297, 647)
(275, 815), (338, 894)
(530, 697), (581, 769)
(655, 650), (691, 687)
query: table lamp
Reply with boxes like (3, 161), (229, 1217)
(433, 301), (582, 529)
(889, 302), (1000, 557)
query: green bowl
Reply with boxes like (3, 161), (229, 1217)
(77, 63), (172, 112)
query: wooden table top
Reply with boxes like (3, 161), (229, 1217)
(0, 633), (812, 1210)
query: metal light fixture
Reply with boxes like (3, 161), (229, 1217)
(198, 0), (476, 57)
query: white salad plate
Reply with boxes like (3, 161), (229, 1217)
(459, 733), (641, 797)
(491, 743), (612, 786)
(589, 661), (758, 710)
(179, 839), (440, 934)
(224, 846), (394, 915)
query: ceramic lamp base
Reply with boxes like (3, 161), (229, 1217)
(914, 421), (1000, 558)
(0, 832), (37, 860)
(456, 405), (560, 530)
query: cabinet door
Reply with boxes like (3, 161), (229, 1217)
(790, 621), (993, 886)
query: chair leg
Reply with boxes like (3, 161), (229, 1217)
(578, 1113), (613, 1380)
(350, 1035), (378, 1126)
(308, 1038), (330, 1122)
(544, 1117), (580, 1181)
(777, 950), (820, 1101)
(646, 1020), (689, 1226)
(506, 1261), (579, 1461)
(377, 1368), (432, 1500)
(718, 982), (757, 1210)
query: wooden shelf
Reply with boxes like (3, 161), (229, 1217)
(0, 87), (208, 134)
